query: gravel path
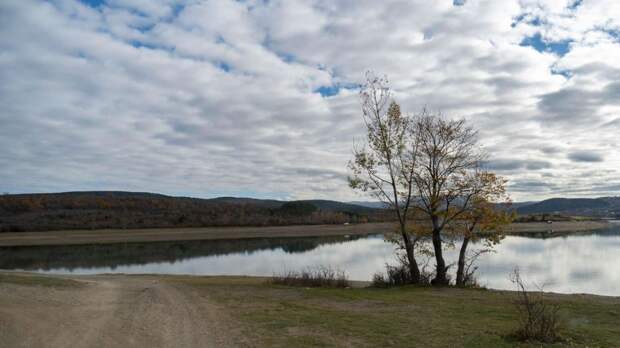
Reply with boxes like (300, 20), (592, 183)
(0, 274), (236, 347)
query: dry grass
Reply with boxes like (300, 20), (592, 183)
(272, 266), (350, 288)
(180, 275), (620, 347)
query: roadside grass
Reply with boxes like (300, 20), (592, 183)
(179, 276), (620, 347)
(0, 273), (83, 288)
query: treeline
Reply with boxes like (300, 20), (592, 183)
(0, 192), (390, 232)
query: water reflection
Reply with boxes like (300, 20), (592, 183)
(475, 229), (620, 296)
(1, 223), (619, 296)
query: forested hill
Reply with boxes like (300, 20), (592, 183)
(515, 197), (620, 217)
(0, 191), (389, 232)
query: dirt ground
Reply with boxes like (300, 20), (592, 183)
(0, 273), (238, 348)
(0, 220), (611, 247)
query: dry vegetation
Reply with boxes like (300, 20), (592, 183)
(271, 266), (350, 288)
(510, 268), (564, 343)
(0, 192), (389, 232)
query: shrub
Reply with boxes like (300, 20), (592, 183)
(372, 261), (433, 288)
(459, 272), (481, 288)
(509, 268), (563, 343)
(272, 266), (350, 288)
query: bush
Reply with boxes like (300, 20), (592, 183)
(509, 268), (563, 343)
(372, 261), (433, 288)
(459, 272), (481, 288)
(272, 266), (350, 288)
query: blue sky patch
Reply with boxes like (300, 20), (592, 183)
(520, 33), (571, 56)
(128, 40), (161, 50)
(216, 62), (232, 72)
(277, 52), (296, 63)
(314, 83), (357, 97)
(568, 0), (584, 10)
(79, 0), (106, 7)
(511, 14), (543, 28)
(601, 28), (620, 42)
(315, 85), (339, 97)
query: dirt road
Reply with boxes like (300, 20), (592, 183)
(0, 274), (237, 348)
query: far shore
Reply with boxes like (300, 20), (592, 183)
(505, 220), (611, 234)
(0, 220), (611, 247)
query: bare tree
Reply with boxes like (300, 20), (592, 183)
(348, 73), (421, 283)
(411, 114), (487, 285)
(452, 172), (513, 286)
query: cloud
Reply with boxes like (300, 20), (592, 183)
(483, 159), (552, 171)
(568, 151), (604, 163)
(509, 179), (557, 193)
(1, 0), (620, 201)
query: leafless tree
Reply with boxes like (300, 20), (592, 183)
(348, 72), (421, 283)
(411, 114), (488, 285)
(452, 172), (513, 286)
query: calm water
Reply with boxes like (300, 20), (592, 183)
(1, 222), (619, 296)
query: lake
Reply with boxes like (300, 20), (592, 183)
(1, 222), (619, 296)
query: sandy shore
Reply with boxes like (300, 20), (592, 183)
(0, 220), (611, 247)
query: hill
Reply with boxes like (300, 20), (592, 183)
(0, 191), (388, 232)
(515, 197), (620, 217)
(347, 201), (389, 209)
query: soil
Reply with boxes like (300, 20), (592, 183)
(0, 274), (237, 348)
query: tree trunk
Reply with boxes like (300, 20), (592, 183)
(431, 215), (449, 285)
(456, 236), (470, 286)
(401, 230), (420, 283)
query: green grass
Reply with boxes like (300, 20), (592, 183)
(0, 273), (83, 288)
(179, 276), (620, 347)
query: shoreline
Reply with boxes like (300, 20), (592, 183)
(0, 222), (396, 247)
(0, 220), (611, 247)
(504, 220), (611, 234)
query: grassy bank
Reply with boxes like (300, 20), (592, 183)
(1, 273), (618, 347)
(176, 276), (619, 347)
(0, 272), (83, 288)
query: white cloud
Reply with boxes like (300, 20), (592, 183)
(1, 0), (619, 201)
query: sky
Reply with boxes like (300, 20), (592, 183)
(1, 0), (620, 202)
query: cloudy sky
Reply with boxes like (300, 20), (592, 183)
(1, 0), (619, 201)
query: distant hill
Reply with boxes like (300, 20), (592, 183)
(205, 197), (284, 209)
(348, 201), (389, 209)
(0, 191), (388, 232)
(515, 197), (620, 217)
(3, 191), (618, 232)
(206, 197), (377, 213)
